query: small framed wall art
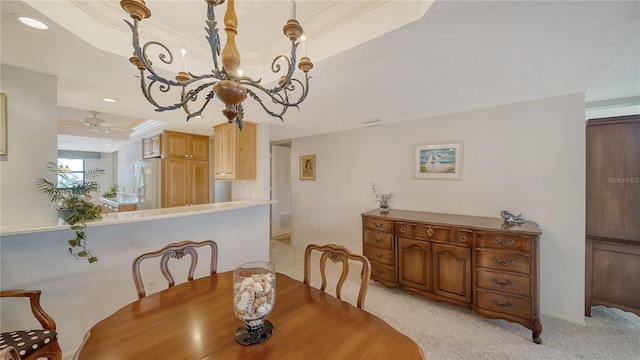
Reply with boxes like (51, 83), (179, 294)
(300, 154), (316, 180)
(414, 141), (463, 180)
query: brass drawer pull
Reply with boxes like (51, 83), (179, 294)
(492, 237), (515, 246)
(491, 299), (513, 309)
(427, 227), (434, 237)
(374, 237), (384, 243)
(459, 234), (467, 242)
(374, 253), (384, 258)
(491, 278), (514, 287)
(491, 256), (515, 266)
(374, 222), (384, 228)
(400, 227), (407, 232)
(375, 268), (385, 274)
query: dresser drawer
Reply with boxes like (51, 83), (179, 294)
(364, 230), (394, 250)
(476, 249), (531, 275)
(453, 228), (473, 246)
(364, 247), (395, 267)
(364, 217), (394, 233)
(476, 269), (531, 297)
(396, 222), (450, 242)
(476, 232), (531, 252)
(476, 289), (531, 319)
(371, 263), (396, 283)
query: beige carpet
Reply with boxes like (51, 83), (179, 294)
(270, 240), (640, 360)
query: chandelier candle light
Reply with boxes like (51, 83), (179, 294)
(120, 0), (313, 130)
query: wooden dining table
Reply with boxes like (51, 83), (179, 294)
(74, 271), (424, 359)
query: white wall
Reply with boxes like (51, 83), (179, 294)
(0, 65), (58, 225)
(290, 93), (587, 324)
(271, 144), (292, 237)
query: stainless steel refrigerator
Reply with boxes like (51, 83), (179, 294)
(133, 159), (162, 209)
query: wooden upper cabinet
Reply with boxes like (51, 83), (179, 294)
(143, 133), (162, 158)
(163, 131), (209, 160)
(142, 131), (209, 160)
(213, 121), (256, 180)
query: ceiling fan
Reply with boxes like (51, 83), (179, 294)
(59, 111), (131, 135)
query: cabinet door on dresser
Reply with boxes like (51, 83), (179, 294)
(398, 237), (431, 291)
(432, 243), (471, 303)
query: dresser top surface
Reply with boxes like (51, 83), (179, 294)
(362, 209), (541, 235)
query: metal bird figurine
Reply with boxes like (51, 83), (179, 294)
(501, 210), (524, 224)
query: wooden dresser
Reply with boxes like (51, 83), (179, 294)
(362, 209), (543, 343)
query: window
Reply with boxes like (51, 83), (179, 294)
(57, 158), (85, 189)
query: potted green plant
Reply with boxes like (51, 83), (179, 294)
(35, 162), (104, 263)
(102, 184), (118, 199)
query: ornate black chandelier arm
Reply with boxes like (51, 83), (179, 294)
(205, 1), (222, 71)
(182, 90), (217, 122)
(127, 19), (225, 87)
(245, 88), (288, 122)
(240, 74), (310, 109)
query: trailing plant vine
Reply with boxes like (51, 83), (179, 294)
(35, 161), (104, 263)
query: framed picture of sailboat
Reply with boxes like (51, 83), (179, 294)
(414, 141), (463, 180)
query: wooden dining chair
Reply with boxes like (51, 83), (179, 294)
(303, 243), (372, 309)
(0, 346), (21, 360)
(132, 240), (218, 298)
(0, 290), (62, 360)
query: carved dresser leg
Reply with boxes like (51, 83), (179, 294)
(532, 318), (543, 344)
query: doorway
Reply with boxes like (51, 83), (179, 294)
(270, 140), (292, 243)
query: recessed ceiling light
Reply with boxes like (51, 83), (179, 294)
(102, 97), (118, 103)
(17, 15), (49, 30)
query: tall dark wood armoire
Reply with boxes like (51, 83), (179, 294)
(585, 114), (640, 316)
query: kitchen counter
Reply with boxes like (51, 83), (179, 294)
(99, 196), (138, 213)
(0, 199), (272, 236)
(1, 198), (272, 354)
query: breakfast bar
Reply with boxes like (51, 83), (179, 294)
(0, 200), (271, 355)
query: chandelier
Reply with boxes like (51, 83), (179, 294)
(120, 0), (313, 129)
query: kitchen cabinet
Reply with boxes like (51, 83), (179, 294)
(163, 131), (209, 161)
(362, 209), (541, 343)
(162, 158), (209, 208)
(213, 121), (256, 180)
(143, 133), (162, 158)
(142, 130), (210, 208)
